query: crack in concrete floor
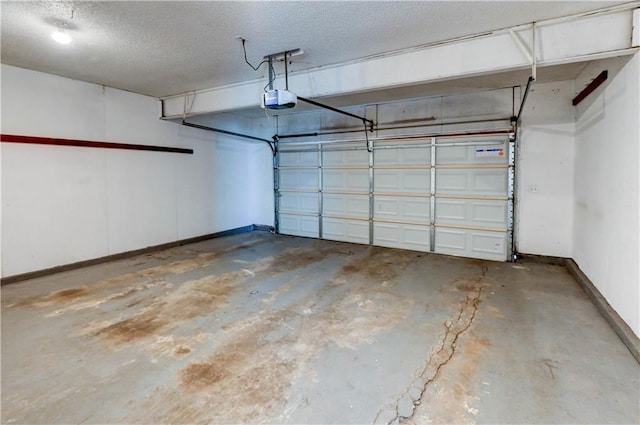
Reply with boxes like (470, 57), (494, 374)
(373, 265), (488, 425)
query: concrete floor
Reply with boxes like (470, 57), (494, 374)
(2, 232), (638, 424)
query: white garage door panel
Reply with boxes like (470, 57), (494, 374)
(375, 146), (430, 165)
(435, 227), (507, 261)
(436, 199), (507, 228)
(323, 194), (369, 217)
(276, 128), (512, 262)
(437, 142), (507, 165)
(373, 222), (430, 252)
(280, 169), (318, 190)
(471, 232), (508, 257)
(374, 169), (430, 193)
(323, 149), (368, 166)
(279, 151), (318, 166)
(472, 201), (508, 225)
(472, 170), (508, 193)
(374, 196), (430, 222)
(436, 168), (507, 195)
(322, 218), (369, 244)
(280, 192), (318, 214)
(324, 169), (369, 191)
(279, 213), (319, 238)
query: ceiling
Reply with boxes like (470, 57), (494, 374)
(1, 1), (626, 99)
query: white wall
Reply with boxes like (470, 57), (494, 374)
(517, 80), (576, 257)
(573, 54), (640, 337)
(1, 65), (270, 277)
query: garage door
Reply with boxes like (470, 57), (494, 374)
(276, 130), (514, 261)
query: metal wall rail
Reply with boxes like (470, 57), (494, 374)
(322, 189), (368, 195)
(278, 128), (513, 148)
(436, 193), (508, 201)
(276, 116), (512, 139)
(279, 140), (506, 154)
(279, 213), (509, 233)
(373, 217), (430, 226)
(276, 166), (319, 170)
(436, 223), (508, 233)
(322, 214), (369, 222)
(278, 211), (319, 217)
(436, 163), (509, 169)
(373, 164), (431, 170)
(278, 188), (319, 193)
(374, 191), (430, 198)
(278, 163), (508, 170)
(1, 134), (193, 155)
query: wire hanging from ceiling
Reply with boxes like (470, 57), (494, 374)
(240, 38), (267, 71)
(239, 38), (277, 92)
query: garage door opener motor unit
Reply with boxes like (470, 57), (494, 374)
(262, 89), (297, 109)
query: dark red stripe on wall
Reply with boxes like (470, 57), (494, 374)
(1, 134), (193, 154)
(572, 70), (608, 106)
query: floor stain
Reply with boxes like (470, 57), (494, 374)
(97, 312), (168, 344)
(149, 333), (210, 359)
(456, 284), (475, 292)
(4, 237), (270, 310)
(266, 243), (335, 273)
(163, 309), (299, 423)
(7, 286), (92, 308)
(90, 271), (244, 347)
(340, 247), (417, 283)
(179, 357), (231, 389)
(47, 287), (90, 301)
(173, 346), (192, 357)
(149, 248), (416, 423)
(46, 281), (168, 317)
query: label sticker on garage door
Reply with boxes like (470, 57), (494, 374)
(475, 148), (504, 157)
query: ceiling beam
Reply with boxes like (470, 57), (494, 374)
(161, 5), (638, 120)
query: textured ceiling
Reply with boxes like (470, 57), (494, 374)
(0, 1), (625, 98)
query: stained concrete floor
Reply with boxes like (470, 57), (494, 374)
(1, 232), (638, 424)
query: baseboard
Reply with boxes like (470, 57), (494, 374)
(1, 224), (266, 286)
(564, 259), (640, 364)
(517, 253), (567, 266)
